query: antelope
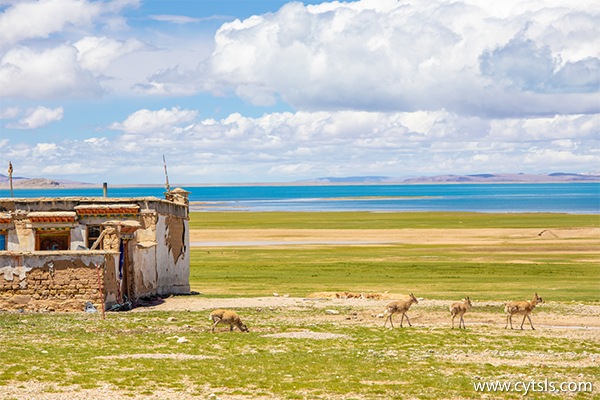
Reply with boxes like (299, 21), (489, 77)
(383, 293), (419, 328)
(209, 309), (249, 333)
(450, 297), (472, 329)
(504, 293), (544, 330)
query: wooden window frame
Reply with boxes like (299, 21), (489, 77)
(35, 229), (71, 251)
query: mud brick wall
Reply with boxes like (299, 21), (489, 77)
(0, 253), (117, 312)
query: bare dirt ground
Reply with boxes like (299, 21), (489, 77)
(135, 294), (600, 332)
(190, 227), (600, 246)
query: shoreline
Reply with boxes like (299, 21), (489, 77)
(2, 179), (600, 190)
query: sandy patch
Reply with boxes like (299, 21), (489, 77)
(190, 227), (600, 246)
(132, 295), (600, 331)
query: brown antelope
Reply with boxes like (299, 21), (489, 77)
(209, 309), (249, 333)
(450, 297), (472, 329)
(383, 293), (419, 328)
(504, 293), (544, 330)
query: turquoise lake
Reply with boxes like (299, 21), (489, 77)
(1, 183), (598, 213)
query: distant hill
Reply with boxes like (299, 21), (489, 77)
(306, 173), (600, 184)
(401, 172), (600, 183)
(1, 172), (598, 189)
(0, 174), (93, 188)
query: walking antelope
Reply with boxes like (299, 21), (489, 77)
(450, 297), (472, 329)
(504, 293), (544, 330)
(383, 293), (419, 328)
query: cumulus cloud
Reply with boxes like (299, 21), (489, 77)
(140, 0), (600, 117)
(0, 0), (142, 99)
(74, 36), (145, 73)
(1, 0), (598, 183)
(0, 0), (101, 46)
(0, 0), (138, 47)
(34, 142), (59, 155)
(96, 108), (600, 181)
(2, 108), (599, 182)
(0, 45), (102, 99)
(109, 107), (198, 134)
(7, 106), (63, 129)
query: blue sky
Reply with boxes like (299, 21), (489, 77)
(0, 0), (599, 184)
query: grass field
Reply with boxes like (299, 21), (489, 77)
(189, 211), (600, 301)
(1, 212), (598, 399)
(189, 211), (600, 230)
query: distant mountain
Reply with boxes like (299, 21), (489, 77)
(305, 173), (600, 184)
(401, 173), (600, 183)
(0, 174), (94, 188)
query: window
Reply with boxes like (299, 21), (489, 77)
(0, 232), (6, 251)
(36, 230), (70, 251)
(87, 225), (103, 249)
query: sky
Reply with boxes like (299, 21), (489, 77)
(0, 0), (599, 185)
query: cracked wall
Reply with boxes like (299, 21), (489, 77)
(0, 252), (118, 312)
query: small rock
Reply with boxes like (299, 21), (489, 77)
(273, 293), (279, 297)
(167, 317), (177, 322)
(325, 309), (340, 315)
(177, 337), (190, 343)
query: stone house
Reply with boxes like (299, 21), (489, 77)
(0, 189), (190, 312)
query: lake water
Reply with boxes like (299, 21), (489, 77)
(1, 183), (598, 213)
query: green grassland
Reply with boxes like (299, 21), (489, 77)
(189, 211), (600, 230)
(190, 244), (599, 301)
(0, 308), (597, 399)
(1, 212), (598, 399)
(189, 212), (599, 301)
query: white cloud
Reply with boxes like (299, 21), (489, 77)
(157, 0), (600, 117)
(41, 162), (85, 175)
(2, 108), (599, 183)
(148, 14), (202, 24)
(74, 36), (145, 73)
(109, 107), (198, 134)
(0, 0), (143, 98)
(0, 0), (139, 46)
(0, 0), (598, 183)
(7, 106), (63, 129)
(0, 45), (102, 99)
(0, 0), (101, 46)
(0, 106), (21, 119)
(34, 142), (59, 155)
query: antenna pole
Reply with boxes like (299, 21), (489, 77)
(162, 154), (171, 193)
(8, 161), (13, 198)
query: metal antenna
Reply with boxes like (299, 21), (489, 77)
(163, 154), (171, 193)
